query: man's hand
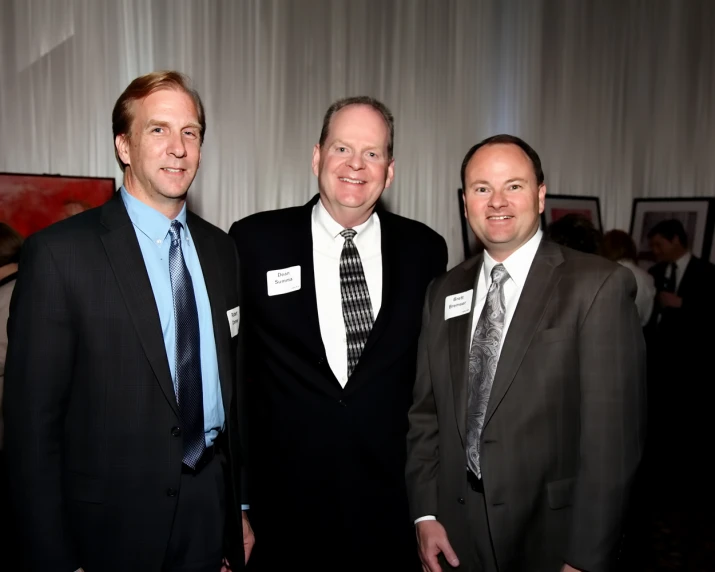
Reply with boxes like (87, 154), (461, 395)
(658, 291), (682, 308)
(561, 564), (583, 572)
(416, 520), (460, 572)
(220, 511), (256, 571)
(242, 510), (255, 563)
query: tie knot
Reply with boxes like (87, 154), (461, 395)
(169, 220), (183, 242)
(490, 264), (510, 286)
(340, 229), (357, 241)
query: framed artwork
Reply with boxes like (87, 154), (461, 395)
(0, 172), (116, 237)
(629, 198), (714, 271)
(541, 194), (602, 231)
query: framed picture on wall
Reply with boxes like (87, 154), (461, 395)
(541, 194), (602, 231)
(629, 197), (714, 271)
(0, 172), (116, 237)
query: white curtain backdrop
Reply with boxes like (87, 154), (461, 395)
(1, 0), (713, 268)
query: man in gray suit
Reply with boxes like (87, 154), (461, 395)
(406, 134), (646, 572)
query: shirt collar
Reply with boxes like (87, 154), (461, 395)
(675, 251), (691, 270)
(482, 229), (543, 288)
(120, 186), (188, 243)
(313, 197), (377, 241)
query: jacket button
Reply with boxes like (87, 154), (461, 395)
(457, 497), (465, 505)
(338, 399), (347, 407)
(166, 488), (178, 497)
(171, 426), (182, 437)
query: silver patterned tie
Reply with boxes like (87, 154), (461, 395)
(466, 263), (510, 479)
(339, 229), (374, 377)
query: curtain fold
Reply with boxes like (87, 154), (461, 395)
(1, 0), (711, 268)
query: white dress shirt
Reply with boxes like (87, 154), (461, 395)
(618, 259), (655, 326)
(669, 251), (691, 292)
(416, 229), (542, 525)
(312, 200), (383, 387)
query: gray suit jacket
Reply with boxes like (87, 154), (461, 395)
(406, 238), (646, 572)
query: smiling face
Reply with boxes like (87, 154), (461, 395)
(115, 88), (202, 219)
(462, 143), (546, 261)
(312, 104), (395, 228)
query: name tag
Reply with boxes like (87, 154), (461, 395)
(226, 306), (240, 337)
(267, 265), (301, 296)
(444, 289), (473, 320)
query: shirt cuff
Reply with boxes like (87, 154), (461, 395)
(414, 515), (436, 524)
(241, 504), (250, 511)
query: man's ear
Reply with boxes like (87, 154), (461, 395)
(115, 134), (131, 167)
(311, 144), (321, 178)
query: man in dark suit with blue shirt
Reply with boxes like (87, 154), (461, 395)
(4, 71), (253, 572)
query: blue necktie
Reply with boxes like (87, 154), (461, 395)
(168, 220), (205, 468)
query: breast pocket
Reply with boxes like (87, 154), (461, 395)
(531, 327), (572, 346)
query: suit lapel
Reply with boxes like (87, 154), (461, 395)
(100, 194), (179, 417)
(484, 240), (563, 427)
(188, 213), (233, 415)
(295, 199), (330, 363)
(360, 209), (394, 359)
(450, 256), (482, 446)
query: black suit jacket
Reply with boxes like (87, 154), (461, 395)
(4, 193), (247, 571)
(229, 195), (447, 569)
(407, 240), (646, 572)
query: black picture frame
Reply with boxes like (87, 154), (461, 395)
(628, 197), (715, 271)
(541, 194), (603, 232)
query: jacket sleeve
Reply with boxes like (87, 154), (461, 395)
(4, 234), (80, 571)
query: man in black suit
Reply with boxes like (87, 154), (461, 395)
(4, 71), (253, 571)
(646, 218), (715, 504)
(229, 96), (447, 571)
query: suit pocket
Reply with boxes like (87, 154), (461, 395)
(532, 327), (571, 346)
(65, 472), (104, 504)
(547, 477), (575, 509)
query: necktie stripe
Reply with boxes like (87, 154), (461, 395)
(168, 220), (205, 469)
(339, 229), (374, 378)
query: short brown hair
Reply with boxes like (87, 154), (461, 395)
(318, 96), (395, 160)
(601, 229), (638, 262)
(461, 134), (545, 191)
(0, 222), (24, 266)
(112, 70), (206, 170)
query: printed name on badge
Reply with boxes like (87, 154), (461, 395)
(267, 265), (302, 296)
(226, 306), (240, 337)
(444, 289), (473, 320)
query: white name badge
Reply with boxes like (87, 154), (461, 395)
(444, 289), (473, 320)
(226, 306), (240, 337)
(267, 265), (301, 296)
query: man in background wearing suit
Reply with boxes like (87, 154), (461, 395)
(230, 96), (447, 571)
(406, 134), (646, 572)
(646, 218), (715, 520)
(4, 71), (253, 571)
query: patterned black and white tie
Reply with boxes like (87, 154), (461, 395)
(466, 263), (510, 479)
(168, 220), (205, 469)
(339, 229), (374, 377)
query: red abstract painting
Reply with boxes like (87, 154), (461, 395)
(550, 208), (593, 222)
(0, 173), (116, 237)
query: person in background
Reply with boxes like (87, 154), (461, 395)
(601, 229), (655, 326)
(0, 222), (23, 570)
(4, 71), (252, 572)
(230, 95), (447, 571)
(544, 212), (602, 255)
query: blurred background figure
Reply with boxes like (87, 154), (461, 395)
(544, 212), (602, 255)
(601, 229), (655, 326)
(0, 222), (23, 570)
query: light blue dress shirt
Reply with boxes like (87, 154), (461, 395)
(121, 188), (224, 446)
